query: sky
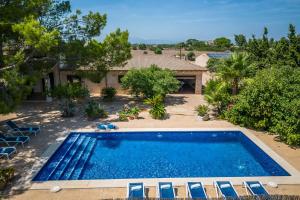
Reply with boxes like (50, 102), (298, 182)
(70, 0), (300, 44)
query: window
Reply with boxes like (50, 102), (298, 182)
(67, 75), (81, 83)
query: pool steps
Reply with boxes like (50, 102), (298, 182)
(36, 134), (80, 181)
(49, 135), (86, 180)
(70, 137), (97, 180)
(60, 136), (91, 180)
(37, 134), (97, 181)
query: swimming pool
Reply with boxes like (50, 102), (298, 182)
(33, 131), (290, 181)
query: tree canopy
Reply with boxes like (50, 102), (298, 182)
(213, 37), (231, 48)
(204, 24), (300, 145)
(121, 65), (179, 98)
(0, 0), (131, 113)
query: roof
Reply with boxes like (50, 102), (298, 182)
(113, 50), (207, 71)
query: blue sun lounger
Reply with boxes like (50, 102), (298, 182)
(187, 182), (207, 199)
(0, 146), (17, 159)
(214, 181), (239, 199)
(244, 181), (269, 197)
(6, 120), (40, 136)
(0, 133), (30, 147)
(158, 182), (175, 199)
(127, 182), (145, 199)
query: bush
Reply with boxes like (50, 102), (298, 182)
(204, 79), (231, 114)
(101, 87), (116, 101)
(149, 103), (166, 119)
(51, 83), (89, 117)
(187, 51), (195, 61)
(121, 65), (179, 98)
(118, 111), (129, 121)
(59, 99), (76, 117)
(85, 100), (108, 119)
(144, 95), (166, 119)
(51, 83), (89, 100)
(154, 48), (162, 54)
(138, 43), (147, 50)
(127, 106), (141, 118)
(0, 167), (14, 189)
(207, 58), (220, 72)
(117, 105), (141, 121)
(225, 67), (300, 145)
(195, 105), (209, 116)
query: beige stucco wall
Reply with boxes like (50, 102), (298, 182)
(58, 70), (203, 95)
(195, 54), (209, 67)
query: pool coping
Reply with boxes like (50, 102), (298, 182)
(30, 128), (300, 190)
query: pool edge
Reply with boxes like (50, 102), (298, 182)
(30, 128), (300, 189)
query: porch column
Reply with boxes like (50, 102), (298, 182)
(45, 76), (53, 102)
(195, 73), (202, 94)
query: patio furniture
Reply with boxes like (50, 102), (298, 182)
(214, 181), (239, 199)
(244, 181), (269, 197)
(0, 133), (30, 147)
(0, 146), (17, 159)
(187, 182), (207, 199)
(6, 120), (40, 136)
(127, 182), (145, 199)
(157, 182), (175, 199)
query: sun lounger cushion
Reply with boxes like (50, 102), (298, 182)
(161, 184), (171, 189)
(220, 183), (231, 189)
(250, 183), (261, 188)
(131, 185), (142, 191)
(190, 183), (201, 189)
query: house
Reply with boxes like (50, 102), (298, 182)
(27, 50), (208, 100)
(194, 52), (231, 67)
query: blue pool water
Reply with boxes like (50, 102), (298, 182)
(33, 131), (290, 181)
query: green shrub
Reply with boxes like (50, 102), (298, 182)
(101, 87), (116, 101)
(187, 51), (195, 61)
(0, 167), (14, 189)
(195, 105), (209, 116)
(204, 79), (231, 114)
(51, 83), (89, 100)
(144, 95), (166, 119)
(117, 105), (141, 121)
(154, 48), (162, 54)
(121, 65), (179, 98)
(51, 83), (89, 117)
(85, 100), (108, 119)
(128, 106), (141, 118)
(149, 103), (166, 119)
(225, 67), (300, 145)
(138, 43), (147, 50)
(118, 111), (129, 121)
(59, 99), (76, 117)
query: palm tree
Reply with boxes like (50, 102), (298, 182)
(217, 52), (250, 95)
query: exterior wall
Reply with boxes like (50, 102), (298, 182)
(195, 54), (209, 67)
(58, 70), (126, 96)
(58, 70), (203, 95)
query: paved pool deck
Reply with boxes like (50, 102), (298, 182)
(1, 94), (300, 199)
